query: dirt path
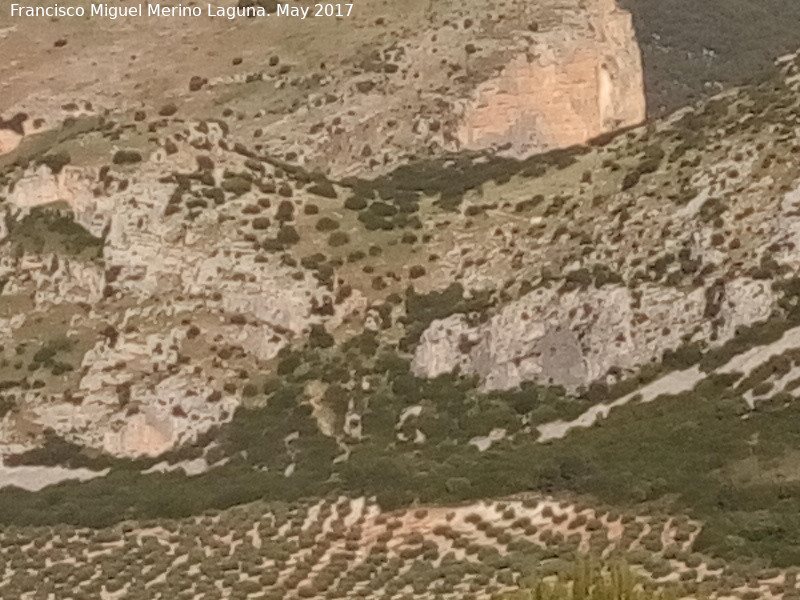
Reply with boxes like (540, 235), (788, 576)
(0, 463), (107, 491)
(536, 367), (703, 442)
(717, 325), (800, 375)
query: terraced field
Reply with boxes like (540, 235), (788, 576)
(0, 495), (754, 600)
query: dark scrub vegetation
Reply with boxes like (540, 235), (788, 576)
(5, 204), (104, 261)
(4, 282), (800, 570)
(3, 300), (800, 568)
(621, 0), (800, 116)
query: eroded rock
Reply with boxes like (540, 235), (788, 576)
(413, 279), (774, 389)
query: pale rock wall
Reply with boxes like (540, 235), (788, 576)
(7, 166), (95, 209)
(0, 158), (332, 458)
(457, 0), (645, 155)
(27, 255), (104, 306)
(245, 0), (647, 177)
(0, 167), (106, 309)
(0, 129), (21, 156)
(412, 278), (774, 390)
(0, 132), (382, 457)
(0, 330), (240, 458)
(102, 413), (174, 460)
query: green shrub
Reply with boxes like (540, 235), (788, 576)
(328, 232), (349, 247)
(7, 206), (104, 261)
(308, 325), (334, 349)
(221, 176), (251, 195)
(315, 217), (339, 232)
(344, 196), (369, 210)
(276, 225), (300, 245)
(358, 210), (394, 231)
(276, 200), (295, 221)
(38, 151), (71, 174)
(307, 181), (337, 198)
(112, 150), (142, 165)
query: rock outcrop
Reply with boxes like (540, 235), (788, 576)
(413, 279), (774, 390)
(0, 129), (22, 156)
(0, 151), (335, 457)
(457, 0), (645, 155)
(0, 113), (26, 156)
(0, 0), (645, 176)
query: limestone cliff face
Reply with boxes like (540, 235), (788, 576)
(0, 130), (21, 156)
(0, 0), (645, 176)
(268, 0), (647, 176)
(412, 279), (774, 390)
(0, 156), (332, 458)
(457, 0), (645, 155)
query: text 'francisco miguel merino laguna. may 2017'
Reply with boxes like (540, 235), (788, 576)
(9, 3), (354, 19)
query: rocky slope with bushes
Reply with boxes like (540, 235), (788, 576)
(0, 0), (649, 458)
(2, 1), (800, 599)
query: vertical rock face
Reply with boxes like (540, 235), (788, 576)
(1, 0), (645, 173)
(412, 279), (775, 390)
(457, 0), (646, 156)
(0, 114), (27, 156)
(0, 130), (22, 156)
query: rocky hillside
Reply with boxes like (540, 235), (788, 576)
(4, 2), (800, 599)
(1, 0), (644, 175)
(0, 0), (648, 458)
